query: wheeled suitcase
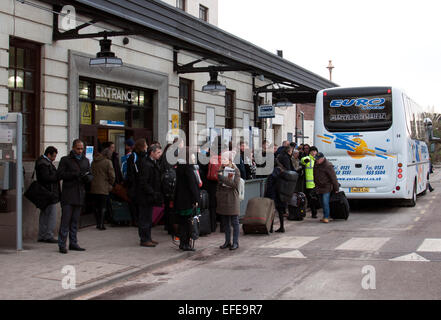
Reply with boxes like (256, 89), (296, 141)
(330, 191), (350, 220)
(152, 206), (164, 226)
(199, 190), (210, 210)
(242, 197), (275, 235)
(287, 192), (306, 221)
(110, 198), (132, 225)
(198, 208), (211, 236)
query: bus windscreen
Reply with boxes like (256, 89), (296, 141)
(324, 88), (392, 132)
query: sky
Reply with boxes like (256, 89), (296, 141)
(218, 0), (441, 113)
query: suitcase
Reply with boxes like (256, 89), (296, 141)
(242, 197), (275, 235)
(152, 206), (165, 226)
(330, 191), (350, 220)
(287, 192), (306, 221)
(199, 190), (210, 210)
(276, 171), (299, 203)
(198, 208), (211, 236)
(110, 198), (132, 225)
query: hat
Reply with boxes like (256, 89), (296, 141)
(315, 152), (325, 160)
(125, 138), (135, 147)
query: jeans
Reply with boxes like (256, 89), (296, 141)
(38, 203), (57, 240)
(222, 215), (240, 245)
(320, 193), (331, 219)
(138, 205), (153, 243)
(58, 205), (82, 248)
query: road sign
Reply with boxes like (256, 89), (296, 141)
(258, 105), (275, 118)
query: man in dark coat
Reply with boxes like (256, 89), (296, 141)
(134, 141), (163, 247)
(36, 146), (60, 243)
(56, 139), (92, 253)
(313, 152), (340, 223)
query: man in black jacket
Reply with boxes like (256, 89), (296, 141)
(36, 146), (60, 243)
(56, 139), (92, 254)
(134, 141), (163, 248)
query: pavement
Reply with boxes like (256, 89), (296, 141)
(0, 221), (227, 300)
(1, 164), (440, 300)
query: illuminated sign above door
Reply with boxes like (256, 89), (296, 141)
(95, 84), (137, 103)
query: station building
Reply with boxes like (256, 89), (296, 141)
(0, 0), (335, 245)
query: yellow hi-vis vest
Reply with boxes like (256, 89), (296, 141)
(301, 155), (315, 189)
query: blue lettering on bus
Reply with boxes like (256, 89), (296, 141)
(330, 98), (385, 108)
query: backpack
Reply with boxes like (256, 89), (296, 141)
(161, 167), (176, 198)
(207, 155), (222, 181)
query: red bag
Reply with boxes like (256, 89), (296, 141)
(152, 206), (164, 226)
(207, 155), (222, 181)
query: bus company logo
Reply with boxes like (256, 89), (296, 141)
(330, 98), (386, 110)
(317, 133), (395, 160)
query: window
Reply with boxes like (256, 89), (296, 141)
(199, 5), (208, 22)
(225, 90), (235, 129)
(176, 0), (185, 11)
(179, 78), (193, 145)
(7, 38), (41, 160)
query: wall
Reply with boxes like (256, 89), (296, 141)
(161, 0), (219, 26)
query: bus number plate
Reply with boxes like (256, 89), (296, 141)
(350, 187), (370, 193)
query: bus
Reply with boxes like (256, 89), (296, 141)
(314, 86), (430, 206)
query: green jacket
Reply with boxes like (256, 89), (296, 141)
(300, 155), (315, 189)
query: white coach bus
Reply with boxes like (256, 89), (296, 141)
(314, 86), (430, 206)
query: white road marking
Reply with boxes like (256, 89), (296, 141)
(389, 253), (430, 262)
(259, 236), (319, 249)
(335, 237), (390, 251)
(417, 239), (441, 252)
(414, 217), (421, 222)
(271, 250), (306, 259)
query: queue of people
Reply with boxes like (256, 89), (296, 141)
(32, 136), (338, 254)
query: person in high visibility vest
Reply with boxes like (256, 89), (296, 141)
(300, 146), (319, 218)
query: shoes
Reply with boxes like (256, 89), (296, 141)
(275, 228), (285, 233)
(429, 188), (434, 192)
(182, 244), (195, 251)
(69, 245), (86, 251)
(320, 218), (329, 223)
(140, 241), (156, 247)
(311, 215), (318, 219)
(220, 242), (231, 249)
(59, 247), (68, 254)
(151, 240), (159, 245)
(39, 238), (58, 243)
(230, 244), (239, 251)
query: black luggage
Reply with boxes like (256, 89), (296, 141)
(110, 197), (132, 225)
(199, 190), (209, 210)
(330, 191), (350, 220)
(242, 197), (275, 235)
(198, 208), (211, 236)
(276, 170), (298, 203)
(287, 192), (306, 221)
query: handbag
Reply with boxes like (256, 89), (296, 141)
(24, 171), (58, 210)
(189, 207), (201, 241)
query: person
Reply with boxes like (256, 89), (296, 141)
(300, 144), (310, 159)
(206, 138), (222, 233)
(90, 148), (115, 230)
(121, 138), (135, 181)
(255, 140), (270, 179)
(36, 146), (60, 243)
(101, 141), (123, 185)
(160, 142), (178, 236)
(174, 147), (201, 251)
(217, 151), (241, 250)
(313, 152), (340, 223)
(275, 140), (290, 158)
(428, 158), (435, 192)
(235, 141), (252, 180)
(292, 149), (304, 192)
(57, 139), (92, 253)
(133, 140), (163, 247)
(301, 146), (318, 218)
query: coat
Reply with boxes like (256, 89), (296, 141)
(313, 159), (340, 194)
(57, 151), (92, 206)
(276, 150), (295, 171)
(134, 152), (162, 206)
(90, 153), (115, 195)
(35, 155), (60, 202)
(174, 163), (200, 213)
(300, 155), (316, 189)
(216, 165), (241, 216)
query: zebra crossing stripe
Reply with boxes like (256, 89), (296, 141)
(335, 237), (390, 251)
(417, 239), (441, 252)
(259, 236), (319, 249)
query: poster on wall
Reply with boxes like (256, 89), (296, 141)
(86, 146), (94, 164)
(171, 114), (179, 135)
